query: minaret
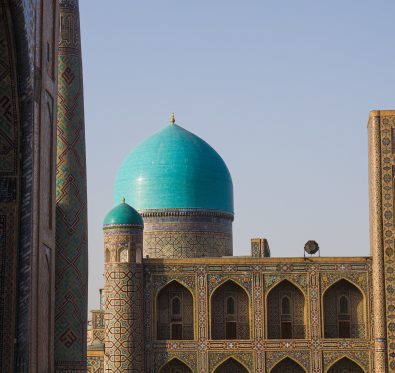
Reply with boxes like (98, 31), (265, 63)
(55, 0), (88, 371)
(368, 110), (395, 372)
(103, 200), (144, 372)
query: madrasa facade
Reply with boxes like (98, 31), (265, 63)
(87, 111), (395, 373)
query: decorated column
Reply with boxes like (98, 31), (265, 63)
(103, 200), (145, 372)
(368, 110), (391, 372)
(55, 0), (88, 371)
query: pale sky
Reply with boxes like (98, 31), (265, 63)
(80, 0), (395, 311)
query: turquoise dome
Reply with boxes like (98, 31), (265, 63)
(103, 200), (144, 226)
(114, 123), (234, 213)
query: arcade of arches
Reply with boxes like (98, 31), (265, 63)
(155, 279), (365, 341)
(271, 357), (305, 373)
(323, 280), (365, 339)
(156, 357), (366, 373)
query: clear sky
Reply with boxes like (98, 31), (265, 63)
(80, 0), (395, 311)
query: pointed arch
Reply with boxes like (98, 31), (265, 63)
(326, 356), (364, 373)
(267, 279), (306, 339)
(105, 248), (110, 263)
(118, 247), (128, 262)
(213, 357), (249, 373)
(323, 279), (365, 338)
(156, 280), (194, 340)
(210, 279), (250, 340)
(270, 357), (306, 373)
(158, 357), (193, 373)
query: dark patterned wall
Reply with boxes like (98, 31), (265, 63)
(0, 3), (20, 370)
(55, 0), (88, 370)
(1, 1), (59, 371)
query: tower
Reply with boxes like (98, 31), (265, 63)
(55, 0), (88, 370)
(103, 200), (144, 372)
(114, 116), (234, 259)
(368, 110), (395, 372)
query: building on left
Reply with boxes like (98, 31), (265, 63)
(0, 1), (88, 372)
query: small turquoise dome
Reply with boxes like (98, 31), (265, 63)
(114, 123), (234, 213)
(103, 200), (144, 227)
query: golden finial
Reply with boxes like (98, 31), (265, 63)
(170, 112), (175, 125)
(122, 196), (125, 204)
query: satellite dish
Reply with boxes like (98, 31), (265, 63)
(304, 240), (319, 255)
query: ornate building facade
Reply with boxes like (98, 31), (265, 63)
(87, 112), (395, 372)
(0, 0), (88, 371)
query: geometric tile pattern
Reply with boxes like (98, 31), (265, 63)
(88, 355), (104, 373)
(55, 0), (88, 371)
(104, 229), (144, 372)
(141, 211), (233, 258)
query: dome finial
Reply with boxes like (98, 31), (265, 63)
(170, 112), (175, 125)
(122, 196), (126, 204)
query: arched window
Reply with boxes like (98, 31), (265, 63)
(157, 282), (194, 340)
(171, 296), (181, 317)
(339, 295), (349, 314)
(280, 295), (292, 339)
(211, 280), (250, 340)
(327, 357), (364, 373)
(105, 249), (110, 263)
(281, 296), (291, 315)
(323, 280), (365, 339)
(119, 248), (128, 262)
(226, 296), (236, 315)
(267, 280), (306, 339)
(271, 357), (305, 373)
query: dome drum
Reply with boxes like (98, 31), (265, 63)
(141, 209), (233, 258)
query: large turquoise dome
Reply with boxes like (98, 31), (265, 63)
(114, 122), (234, 213)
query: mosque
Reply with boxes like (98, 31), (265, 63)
(86, 111), (395, 373)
